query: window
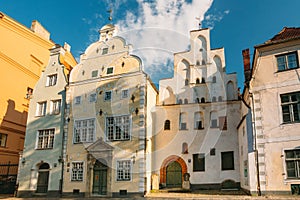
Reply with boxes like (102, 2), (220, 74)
(212, 76), (216, 83)
(218, 96), (223, 102)
(0, 133), (7, 147)
(210, 148), (216, 156)
(196, 78), (200, 84)
(89, 93), (97, 103)
(281, 92), (300, 123)
(194, 112), (204, 130)
(46, 74), (57, 86)
(75, 96), (81, 105)
(210, 111), (218, 128)
(104, 91), (112, 101)
(201, 98), (205, 103)
(179, 112), (187, 130)
(117, 160), (131, 181)
(193, 153), (205, 171)
(102, 48), (108, 55)
(71, 162), (84, 181)
(26, 87), (33, 99)
(36, 101), (47, 116)
(121, 89), (129, 99)
(107, 67), (113, 74)
(37, 129), (55, 149)
(50, 99), (61, 114)
(212, 97), (216, 102)
(106, 115), (130, 141)
(201, 77), (205, 83)
(219, 116), (227, 130)
(178, 99), (183, 104)
(184, 99), (188, 104)
(285, 149), (300, 179)
(277, 52), (298, 71)
(185, 79), (189, 86)
(164, 120), (170, 130)
(91, 70), (98, 78)
(182, 143), (188, 154)
(221, 151), (234, 170)
(74, 119), (95, 143)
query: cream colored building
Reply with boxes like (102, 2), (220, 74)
(18, 44), (76, 197)
(151, 28), (241, 190)
(239, 27), (300, 195)
(62, 24), (157, 197)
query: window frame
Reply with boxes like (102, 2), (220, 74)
(164, 120), (171, 130)
(284, 149), (300, 179)
(280, 91), (300, 124)
(276, 52), (299, 72)
(50, 99), (61, 115)
(36, 129), (55, 149)
(89, 93), (97, 103)
(104, 91), (112, 101)
(102, 48), (108, 55)
(71, 161), (84, 181)
(36, 101), (47, 116)
(116, 160), (132, 181)
(74, 96), (81, 105)
(46, 74), (58, 87)
(121, 89), (129, 99)
(91, 70), (98, 78)
(193, 153), (205, 172)
(221, 151), (235, 171)
(107, 67), (114, 75)
(106, 115), (131, 141)
(73, 118), (96, 144)
(0, 133), (7, 147)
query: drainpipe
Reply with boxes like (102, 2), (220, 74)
(249, 92), (261, 196)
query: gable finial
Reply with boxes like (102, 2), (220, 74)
(107, 7), (112, 21)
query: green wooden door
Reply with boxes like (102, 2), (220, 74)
(92, 161), (107, 195)
(166, 161), (182, 188)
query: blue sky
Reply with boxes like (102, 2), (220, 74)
(2, 0), (300, 88)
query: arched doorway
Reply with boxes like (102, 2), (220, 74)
(166, 161), (182, 188)
(92, 160), (107, 195)
(36, 163), (50, 193)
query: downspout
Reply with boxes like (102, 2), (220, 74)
(249, 92), (261, 196)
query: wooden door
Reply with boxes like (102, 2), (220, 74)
(166, 161), (182, 188)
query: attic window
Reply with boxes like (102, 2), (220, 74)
(122, 62), (125, 67)
(102, 48), (108, 55)
(91, 70), (98, 78)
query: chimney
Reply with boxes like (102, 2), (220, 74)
(242, 49), (251, 83)
(31, 20), (50, 40)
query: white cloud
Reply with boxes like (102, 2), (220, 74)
(112, 0), (214, 84)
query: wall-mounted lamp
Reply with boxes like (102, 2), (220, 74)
(99, 109), (103, 116)
(21, 158), (26, 165)
(135, 108), (139, 115)
(131, 155), (136, 164)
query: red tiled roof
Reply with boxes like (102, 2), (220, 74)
(267, 27), (300, 43)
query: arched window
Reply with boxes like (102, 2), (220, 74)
(226, 81), (235, 100)
(196, 78), (200, 84)
(184, 99), (188, 104)
(178, 99), (182, 104)
(195, 98), (200, 103)
(164, 120), (170, 130)
(212, 96), (216, 102)
(201, 77), (205, 83)
(201, 98), (205, 103)
(182, 143), (188, 154)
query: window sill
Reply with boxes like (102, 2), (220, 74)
(179, 129), (188, 131)
(276, 67), (299, 73)
(36, 148), (53, 150)
(221, 168), (235, 171)
(194, 128), (204, 130)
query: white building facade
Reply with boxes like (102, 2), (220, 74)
(151, 28), (241, 190)
(18, 45), (73, 197)
(239, 27), (300, 195)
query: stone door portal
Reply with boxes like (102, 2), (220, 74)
(36, 163), (50, 193)
(92, 160), (107, 195)
(166, 161), (182, 188)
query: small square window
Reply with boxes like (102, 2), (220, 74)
(104, 91), (112, 101)
(46, 74), (57, 86)
(193, 153), (205, 171)
(0, 133), (7, 147)
(75, 96), (81, 105)
(107, 67), (114, 74)
(36, 101), (47, 116)
(277, 52), (299, 71)
(121, 89), (129, 99)
(91, 70), (98, 78)
(89, 93), (97, 102)
(210, 148), (216, 156)
(102, 48), (108, 55)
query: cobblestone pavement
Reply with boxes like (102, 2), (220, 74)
(1, 193), (300, 200)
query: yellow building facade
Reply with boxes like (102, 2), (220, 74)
(0, 12), (76, 164)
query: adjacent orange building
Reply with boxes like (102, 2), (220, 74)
(0, 12), (77, 164)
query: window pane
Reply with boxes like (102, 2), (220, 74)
(286, 161), (296, 178)
(287, 54), (298, 69)
(293, 104), (300, 121)
(277, 56), (286, 71)
(193, 154), (205, 171)
(221, 151), (234, 170)
(282, 105), (291, 123)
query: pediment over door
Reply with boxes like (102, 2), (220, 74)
(86, 137), (114, 152)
